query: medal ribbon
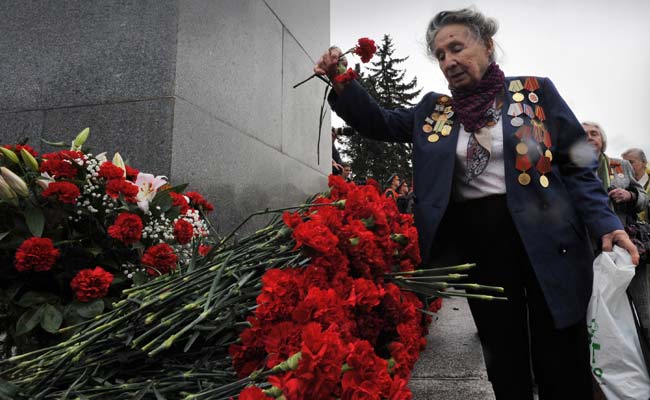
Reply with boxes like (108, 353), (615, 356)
(508, 80), (524, 92)
(524, 77), (540, 92)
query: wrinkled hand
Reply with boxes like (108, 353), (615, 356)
(332, 161), (343, 172)
(601, 229), (640, 265)
(314, 46), (348, 94)
(608, 188), (632, 203)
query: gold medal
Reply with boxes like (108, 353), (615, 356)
(423, 124), (433, 133)
(441, 125), (452, 136)
(431, 112), (440, 120)
(518, 172), (531, 186)
(540, 175), (549, 188)
(545, 149), (553, 161)
(513, 92), (525, 102)
(516, 142), (528, 155)
(438, 95), (450, 104)
(428, 133), (440, 143)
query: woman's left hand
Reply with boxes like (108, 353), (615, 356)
(608, 188), (633, 203)
(601, 229), (640, 265)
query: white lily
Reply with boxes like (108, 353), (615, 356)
(135, 173), (168, 212)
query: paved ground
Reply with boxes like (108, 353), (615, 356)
(410, 296), (496, 400)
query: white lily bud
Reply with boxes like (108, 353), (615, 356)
(35, 179), (51, 190)
(0, 175), (18, 205)
(112, 152), (126, 177)
(1, 167), (29, 197)
(0, 147), (20, 164)
(20, 149), (39, 172)
(71, 127), (90, 151)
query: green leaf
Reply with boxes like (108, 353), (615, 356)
(40, 138), (67, 147)
(24, 206), (45, 237)
(40, 304), (63, 333)
(168, 183), (188, 194)
(0, 231), (10, 241)
(16, 291), (59, 308)
(151, 192), (173, 213)
(15, 306), (45, 335)
(74, 299), (105, 319)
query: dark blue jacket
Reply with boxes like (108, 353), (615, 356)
(329, 77), (622, 328)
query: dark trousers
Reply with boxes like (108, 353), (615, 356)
(431, 195), (592, 400)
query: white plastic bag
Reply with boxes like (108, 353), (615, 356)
(587, 245), (650, 399)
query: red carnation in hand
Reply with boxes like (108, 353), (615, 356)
(142, 243), (178, 276)
(334, 68), (358, 84)
(70, 266), (114, 302)
(185, 191), (214, 213)
(105, 178), (138, 202)
(108, 212), (143, 245)
(14, 237), (60, 272)
(41, 181), (80, 204)
(173, 218), (194, 245)
(354, 37), (376, 63)
(98, 161), (125, 180)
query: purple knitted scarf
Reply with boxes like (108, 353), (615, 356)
(450, 63), (505, 132)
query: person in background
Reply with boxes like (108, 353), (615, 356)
(583, 122), (647, 226)
(383, 173), (400, 199)
(341, 163), (353, 182)
(396, 180), (413, 214)
(316, 7), (639, 399)
(332, 127), (344, 175)
(622, 148), (650, 223)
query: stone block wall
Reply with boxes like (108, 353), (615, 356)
(0, 0), (330, 233)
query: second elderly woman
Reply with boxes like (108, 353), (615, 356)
(315, 7), (639, 400)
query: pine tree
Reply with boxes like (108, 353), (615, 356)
(339, 34), (421, 187)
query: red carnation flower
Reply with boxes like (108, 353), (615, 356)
(173, 218), (194, 245)
(170, 191), (190, 214)
(198, 244), (212, 256)
(125, 165), (139, 181)
(98, 161), (125, 180)
(292, 219), (339, 254)
(39, 158), (78, 179)
(108, 212), (143, 245)
(70, 266), (114, 302)
(105, 178), (138, 202)
(334, 68), (358, 84)
(185, 191), (214, 213)
(142, 243), (178, 276)
(14, 237), (60, 272)
(239, 387), (273, 400)
(41, 181), (80, 204)
(282, 211), (303, 229)
(354, 37), (376, 63)
(4, 144), (38, 157)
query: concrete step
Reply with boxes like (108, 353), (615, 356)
(410, 296), (495, 399)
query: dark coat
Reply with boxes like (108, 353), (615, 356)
(329, 77), (622, 328)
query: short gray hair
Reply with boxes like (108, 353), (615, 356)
(426, 7), (498, 62)
(582, 121), (607, 153)
(622, 148), (647, 163)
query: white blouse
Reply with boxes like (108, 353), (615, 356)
(453, 118), (507, 201)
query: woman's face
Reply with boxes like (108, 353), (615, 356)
(583, 124), (603, 153)
(432, 24), (493, 89)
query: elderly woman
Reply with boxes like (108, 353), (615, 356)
(315, 7), (639, 400)
(583, 122), (647, 225)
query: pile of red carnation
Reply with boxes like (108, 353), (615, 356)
(230, 175), (438, 400)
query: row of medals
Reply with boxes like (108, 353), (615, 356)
(422, 95), (453, 143)
(421, 82), (551, 188)
(509, 78), (552, 188)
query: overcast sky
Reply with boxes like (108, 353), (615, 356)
(330, 0), (650, 158)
